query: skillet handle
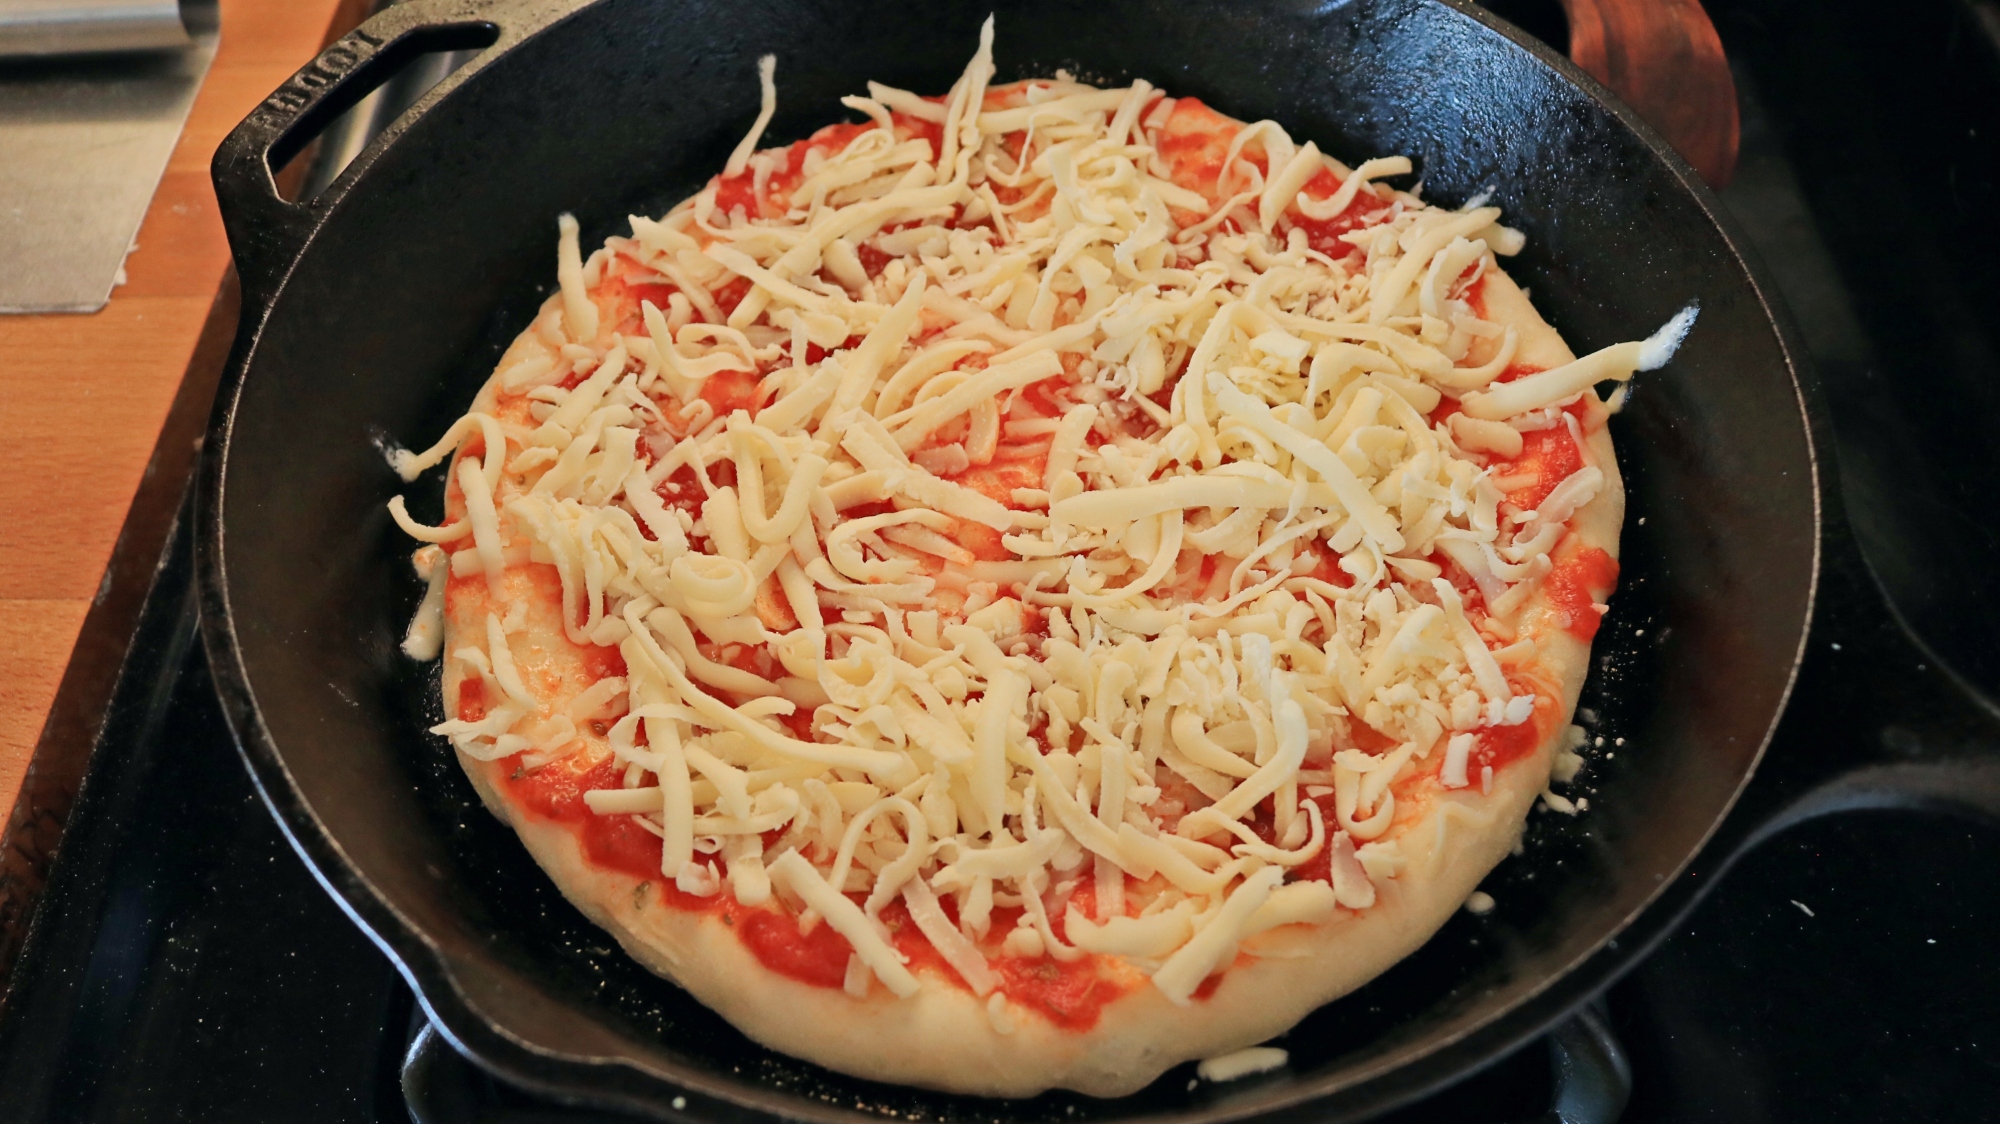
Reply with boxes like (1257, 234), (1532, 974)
(209, 2), (501, 316)
(1697, 546), (2000, 895)
(1766, 544), (2000, 827)
(1739, 665), (2000, 842)
(1556, 0), (1740, 187)
(1533, 1004), (1630, 1124)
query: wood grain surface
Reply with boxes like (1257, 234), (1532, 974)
(0, 0), (361, 972)
(1559, 0), (1740, 187)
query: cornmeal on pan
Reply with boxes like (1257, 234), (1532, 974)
(389, 19), (1691, 1099)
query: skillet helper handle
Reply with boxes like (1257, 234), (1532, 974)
(1746, 641), (2000, 839)
(1557, 0), (1740, 187)
(402, 1017), (663, 1123)
(400, 1020), (466, 1124)
(1528, 1003), (1631, 1124)
(209, 1), (498, 314)
(1697, 545), (2000, 902)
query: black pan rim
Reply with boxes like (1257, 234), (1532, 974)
(195, 0), (1824, 1118)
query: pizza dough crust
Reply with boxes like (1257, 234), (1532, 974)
(429, 257), (1622, 1097)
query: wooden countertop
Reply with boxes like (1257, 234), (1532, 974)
(0, 0), (358, 966)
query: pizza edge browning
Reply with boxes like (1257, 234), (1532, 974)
(433, 260), (1620, 1098)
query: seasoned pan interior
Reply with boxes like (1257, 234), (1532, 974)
(206, 0), (1816, 1118)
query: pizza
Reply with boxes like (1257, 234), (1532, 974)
(387, 19), (1692, 1099)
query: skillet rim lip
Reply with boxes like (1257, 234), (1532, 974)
(194, 0), (1824, 1118)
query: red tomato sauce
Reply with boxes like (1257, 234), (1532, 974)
(709, 637), (783, 686)
(652, 465), (710, 522)
(892, 110), (944, 158)
(1285, 723), (1389, 885)
(457, 677), (487, 723)
(993, 953), (1121, 1030)
(738, 907), (855, 989)
(1474, 709), (1543, 774)
(950, 453), (1048, 511)
(1154, 97), (1241, 203)
(1289, 166), (1395, 260)
(1490, 423), (1584, 511)
(714, 122), (876, 220)
(795, 334), (865, 367)
(710, 276), (753, 320)
(881, 899), (958, 980)
(855, 242), (896, 278)
(942, 519), (1010, 561)
(1348, 721), (1400, 754)
(1287, 831), (1335, 886)
(1485, 694), (1565, 778)
(1295, 539), (1356, 588)
(581, 642), (627, 683)
(595, 271), (681, 335)
(1018, 376), (1076, 419)
(504, 753), (668, 886)
(501, 737), (1133, 1027)
(699, 367), (762, 415)
(744, 873), (1126, 1028)
(1543, 546), (1619, 641)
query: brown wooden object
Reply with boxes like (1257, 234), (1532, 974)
(1560, 0), (1741, 187)
(0, 0), (365, 987)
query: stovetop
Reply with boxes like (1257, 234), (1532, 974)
(2, 0), (1997, 1120)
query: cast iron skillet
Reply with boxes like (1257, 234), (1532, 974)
(196, 0), (1860, 1117)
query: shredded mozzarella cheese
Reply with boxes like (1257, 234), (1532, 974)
(395, 26), (1676, 1006)
(1197, 1045), (1289, 1082)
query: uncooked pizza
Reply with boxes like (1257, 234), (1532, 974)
(388, 20), (1692, 1099)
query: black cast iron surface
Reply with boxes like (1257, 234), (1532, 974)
(2, 0), (1997, 1120)
(196, 0), (1822, 1115)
